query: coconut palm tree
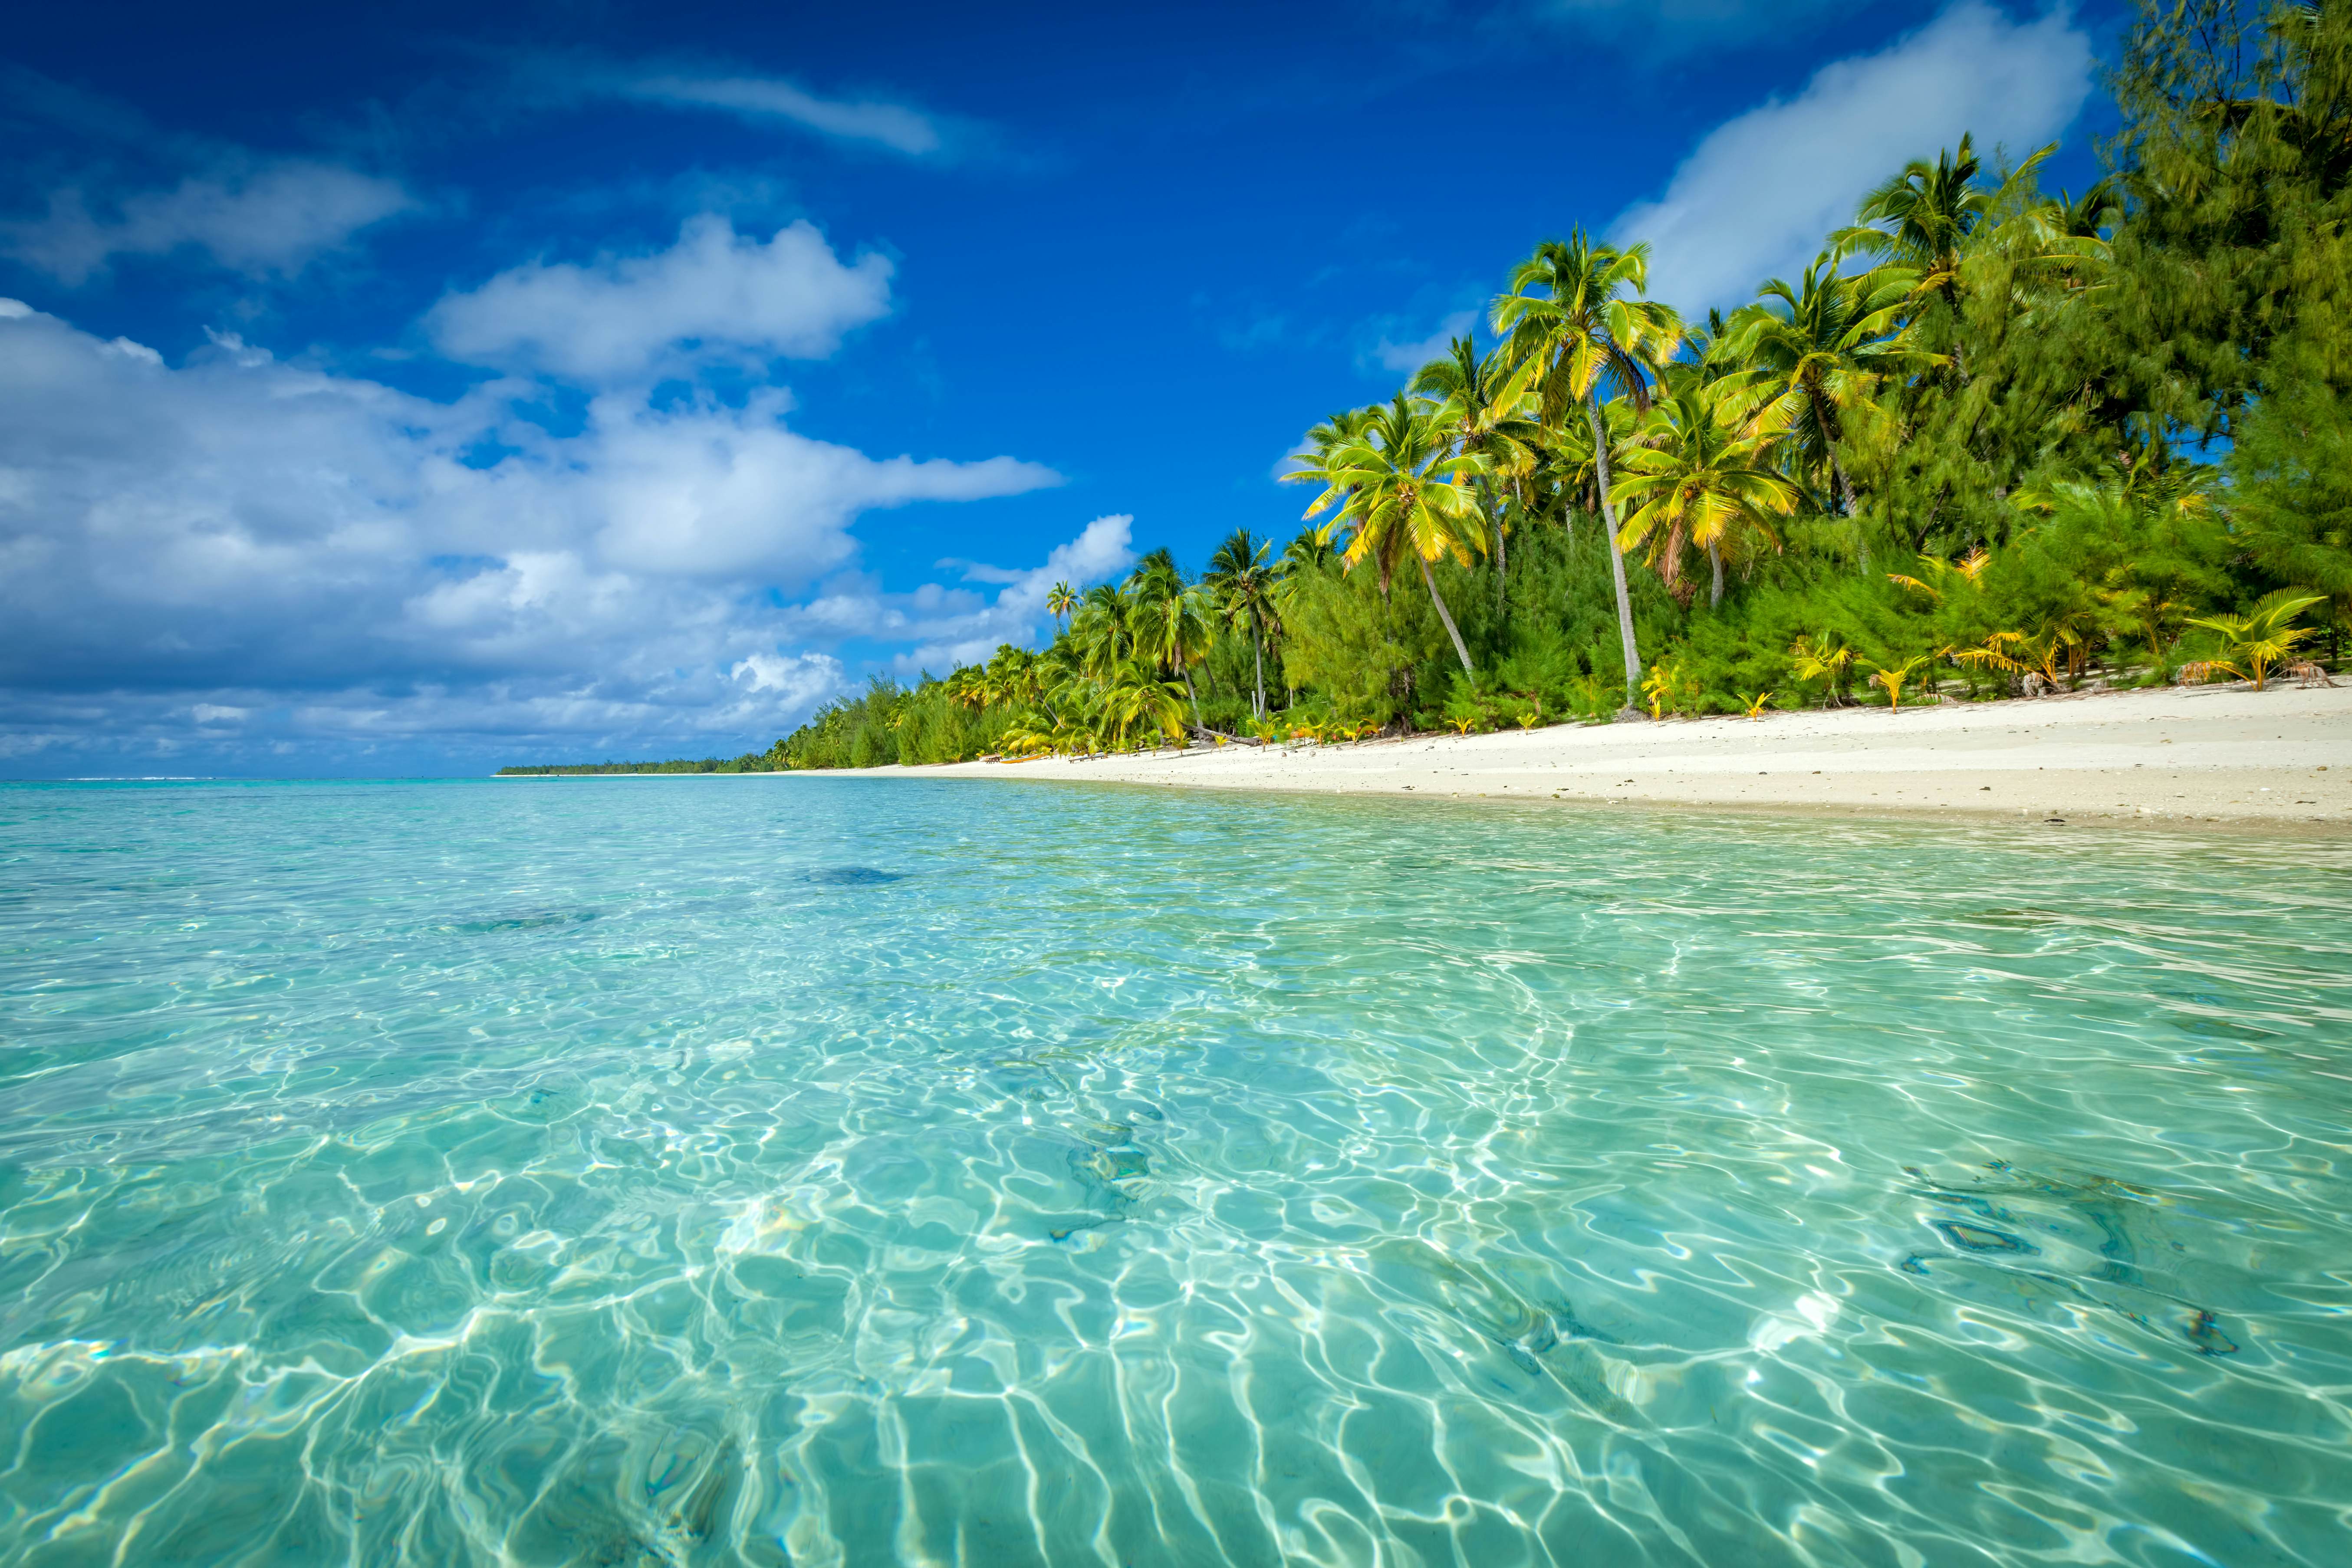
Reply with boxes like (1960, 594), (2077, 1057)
(1722, 250), (1937, 516)
(1493, 233), (1683, 713)
(1046, 581), (1077, 635)
(1069, 581), (1137, 684)
(1132, 552), (1214, 732)
(1409, 335), (1545, 608)
(1843, 134), (1994, 306)
(1288, 394), (1487, 674)
(2181, 590), (2326, 689)
(1611, 377), (1806, 608)
(1206, 528), (1281, 717)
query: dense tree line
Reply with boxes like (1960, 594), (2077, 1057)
(679, 3), (2352, 774)
(498, 751), (782, 776)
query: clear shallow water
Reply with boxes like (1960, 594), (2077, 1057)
(2, 779), (2349, 1568)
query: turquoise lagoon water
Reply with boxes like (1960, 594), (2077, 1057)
(2, 778), (2349, 1568)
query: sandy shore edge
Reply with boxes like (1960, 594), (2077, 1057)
(819, 681), (2352, 832)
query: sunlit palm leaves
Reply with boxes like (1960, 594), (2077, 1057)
(1721, 250), (1938, 513)
(1611, 377), (1803, 607)
(1286, 392), (1488, 674)
(1492, 232), (1682, 707)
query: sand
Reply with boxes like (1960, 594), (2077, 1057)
(840, 680), (2352, 830)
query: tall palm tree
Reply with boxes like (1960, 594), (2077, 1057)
(1069, 581), (1136, 683)
(1132, 552), (1213, 733)
(1045, 581), (1077, 636)
(1409, 336), (1545, 609)
(1287, 393), (1487, 674)
(1493, 233), (1683, 712)
(1722, 250), (1937, 515)
(1205, 528), (1280, 718)
(1844, 134), (1994, 306)
(1610, 377), (1806, 609)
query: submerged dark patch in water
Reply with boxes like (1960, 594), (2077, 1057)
(1902, 1160), (2240, 1357)
(449, 911), (599, 934)
(806, 866), (905, 886)
(1932, 1220), (2037, 1255)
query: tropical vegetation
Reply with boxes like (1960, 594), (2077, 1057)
(523, 3), (2351, 774)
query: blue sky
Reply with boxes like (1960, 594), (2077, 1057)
(0, 0), (2122, 776)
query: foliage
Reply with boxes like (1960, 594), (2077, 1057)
(523, 2), (2349, 776)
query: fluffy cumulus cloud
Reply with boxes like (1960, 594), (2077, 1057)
(427, 216), (895, 385)
(0, 294), (1067, 772)
(1610, 1), (2095, 310)
(0, 158), (415, 286)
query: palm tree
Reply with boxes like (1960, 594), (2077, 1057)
(1132, 552), (1214, 732)
(1722, 250), (1937, 516)
(1098, 657), (1189, 749)
(1493, 233), (1683, 713)
(1069, 581), (1137, 683)
(1046, 581), (1077, 635)
(1409, 336), (1544, 609)
(1843, 134), (1995, 306)
(1286, 393), (1487, 674)
(1611, 377), (1804, 608)
(1206, 528), (1280, 718)
(2181, 590), (2326, 690)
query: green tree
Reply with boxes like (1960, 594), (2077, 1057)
(1611, 377), (1805, 609)
(1723, 250), (1936, 515)
(1493, 232), (1684, 712)
(1206, 528), (1282, 717)
(1409, 335), (1545, 608)
(1288, 393), (1489, 675)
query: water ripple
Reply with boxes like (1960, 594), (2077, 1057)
(0, 779), (2348, 1565)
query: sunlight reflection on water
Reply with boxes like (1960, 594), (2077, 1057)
(1, 777), (2348, 1565)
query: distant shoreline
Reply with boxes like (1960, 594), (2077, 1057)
(809, 681), (2352, 833)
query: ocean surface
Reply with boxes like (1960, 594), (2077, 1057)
(2, 777), (2349, 1568)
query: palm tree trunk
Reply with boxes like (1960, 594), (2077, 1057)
(1586, 394), (1643, 713)
(1708, 542), (1725, 609)
(1419, 555), (1475, 674)
(1251, 626), (1265, 718)
(1480, 477), (1508, 618)
(1181, 667), (1202, 733)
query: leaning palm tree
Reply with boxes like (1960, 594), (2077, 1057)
(1409, 335), (1545, 608)
(1612, 377), (1805, 608)
(1722, 250), (1937, 516)
(1286, 393), (1488, 674)
(1493, 233), (1683, 713)
(1205, 528), (1280, 718)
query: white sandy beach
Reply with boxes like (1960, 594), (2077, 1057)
(849, 680), (2352, 829)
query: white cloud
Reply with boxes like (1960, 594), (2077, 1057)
(0, 159), (414, 285)
(785, 514), (1136, 674)
(0, 299), (1062, 765)
(730, 651), (839, 701)
(427, 215), (894, 386)
(1368, 309), (1475, 375)
(627, 74), (945, 156)
(1609, 1), (2095, 311)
